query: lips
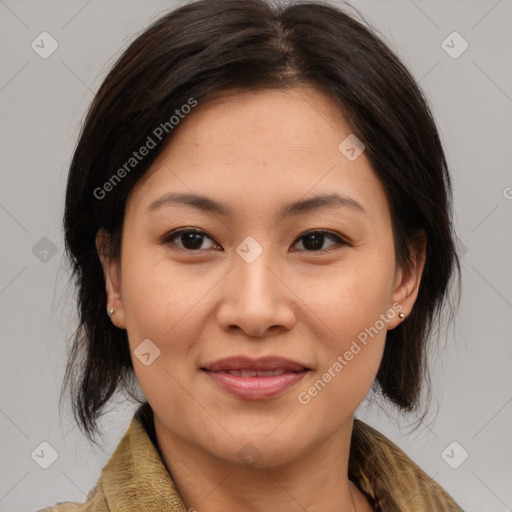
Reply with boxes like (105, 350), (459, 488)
(203, 356), (309, 373)
(222, 368), (288, 377)
(201, 356), (310, 399)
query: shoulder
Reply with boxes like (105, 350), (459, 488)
(350, 419), (464, 511)
(34, 482), (107, 512)
(34, 403), (186, 512)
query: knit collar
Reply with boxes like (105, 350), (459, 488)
(95, 402), (461, 511)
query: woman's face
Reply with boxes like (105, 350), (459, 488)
(99, 86), (423, 468)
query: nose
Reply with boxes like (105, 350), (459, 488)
(215, 246), (296, 338)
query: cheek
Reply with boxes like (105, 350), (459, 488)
(119, 245), (212, 394)
(296, 318), (387, 428)
(302, 248), (395, 343)
(296, 251), (395, 411)
(120, 242), (209, 341)
(119, 252), (210, 422)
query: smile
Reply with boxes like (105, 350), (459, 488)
(201, 356), (311, 400)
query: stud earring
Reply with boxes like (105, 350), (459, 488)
(108, 308), (115, 317)
(399, 312), (405, 322)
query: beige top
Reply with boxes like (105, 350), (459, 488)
(37, 403), (463, 511)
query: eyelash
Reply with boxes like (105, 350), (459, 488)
(161, 228), (349, 254)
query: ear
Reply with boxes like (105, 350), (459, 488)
(389, 230), (426, 329)
(95, 228), (126, 329)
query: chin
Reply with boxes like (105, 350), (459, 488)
(214, 434), (306, 470)
(206, 414), (318, 466)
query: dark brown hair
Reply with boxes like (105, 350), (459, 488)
(61, 0), (461, 442)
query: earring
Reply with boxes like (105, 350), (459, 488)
(399, 312), (405, 322)
(108, 308), (115, 317)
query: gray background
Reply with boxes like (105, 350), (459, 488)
(1, 0), (511, 510)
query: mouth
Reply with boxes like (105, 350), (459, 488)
(201, 356), (311, 400)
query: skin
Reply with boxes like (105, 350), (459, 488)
(97, 86), (425, 512)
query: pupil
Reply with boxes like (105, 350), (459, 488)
(304, 233), (323, 251)
(183, 233), (203, 250)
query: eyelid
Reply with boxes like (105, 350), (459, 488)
(292, 229), (349, 252)
(161, 227), (219, 249)
(161, 227), (350, 252)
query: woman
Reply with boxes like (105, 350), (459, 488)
(40, 0), (463, 510)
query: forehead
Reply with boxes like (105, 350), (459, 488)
(127, 87), (389, 224)
(163, 86), (350, 155)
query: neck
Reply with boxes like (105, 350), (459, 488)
(153, 415), (372, 512)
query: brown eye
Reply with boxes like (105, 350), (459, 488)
(162, 228), (347, 253)
(292, 231), (347, 253)
(163, 228), (218, 251)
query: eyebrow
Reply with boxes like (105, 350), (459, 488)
(146, 191), (365, 218)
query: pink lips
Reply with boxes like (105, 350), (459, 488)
(201, 356), (310, 400)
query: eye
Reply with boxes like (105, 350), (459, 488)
(162, 228), (347, 253)
(162, 228), (219, 251)
(291, 230), (347, 253)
